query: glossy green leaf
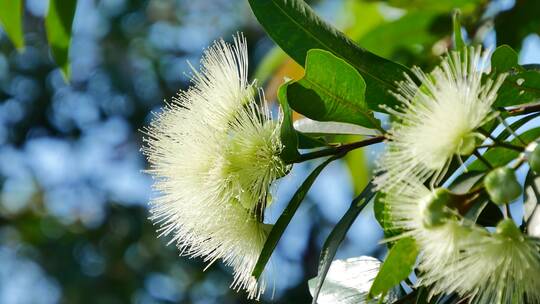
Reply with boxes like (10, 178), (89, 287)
(293, 118), (381, 137)
(491, 45), (519, 73)
(277, 82), (301, 163)
(369, 237), (418, 298)
(311, 182), (375, 304)
(308, 256), (401, 304)
(495, 112), (540, 142)
(382, 0), (481, 12)
(247, 0), (411, 110)
(46, 0), (77, 80)
(495, 71), (540, 107)
(252, 155), (340, 279)
(358, 11), (439, 61)
(469, 127), (540, 171)
(288, 49), (381, 130)
(0, 0), (24, 50)
(452, 10), (465, 50)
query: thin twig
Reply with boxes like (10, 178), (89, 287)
(505, 102), (540, 116)
(292, 135), (385, 163)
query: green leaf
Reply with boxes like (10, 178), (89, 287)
(311, 182), (375, 304)
(491, 45), (519, 73)
(45, 0), (77, 80)
(452, 10), (465, 50)
(288, 49), (381, 129)
(247, 0), (411, 110)
(374, 193), (402, 239)
(293, 118), (381, 136)
(252, 155), (340, 278)
(495, 112), (540, 142)
(358, 11), (440, 61)
(0, 0), (24, 50)
(308, 256), (401, 304)
(277, 82), (301, 163)
(489, 45), (540, 108)
(495, 70), (540, 107)
(369, 237), (418, 298)
(469, 127), (540, 171)
(382, 0), (481, 13)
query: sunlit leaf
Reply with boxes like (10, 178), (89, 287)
(0, 0), (24, 50)
(293, 118), (381, 136)
(369, 237), (418, 298)
(288, 49), (381, 130)
(247, 0), (411, 111)
(308, 256), (398, 304)
(45, 0), (77, 80)
(277, 81), (301, 163)
(452, 10), (465, 50)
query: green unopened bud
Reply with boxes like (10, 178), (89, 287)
(484, 167), (522, 205)
(496, 219), (523, 241)
(527, 142), (540, 174)
(458, 132), (483, 155)
(421, 188), (453, 228)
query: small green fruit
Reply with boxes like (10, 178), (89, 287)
(421, 188), (453, 228)
(484, 167), (522, 205)
(528, 143), (540, 174)
(458, 132), (483, 155)
(495, 219), (523, 241)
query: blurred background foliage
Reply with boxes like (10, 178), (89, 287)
(0, 0), (539, 303)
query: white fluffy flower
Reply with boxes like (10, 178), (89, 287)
(432, 220), (540, 304)
(376, 47), (506, 191)
(382, 179), (472, 280)
(143, 34), (288, 299)
(384, 179), (540, 303)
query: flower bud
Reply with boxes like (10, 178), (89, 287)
(527, 142), (540, 174)
(421, 188), (453, 228)
(495, 219), (523, 241)
(458, 132), (483, 155)
(484, 167), (522, 205)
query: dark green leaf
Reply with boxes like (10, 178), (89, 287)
(288, 49), (381, 129)
(469, 127), (540, 171)
(46, 0), (77, 80)
(277, 82), (301, 163)
(495, 70), (540, 108)
(495, 112), (540, 141)
(0, 0), (24, 50)
(491, 45), (519, 73)
(252, 155), (340, 278)
(311, 182), (375, 304)
(452, 10), (464, 50)
(369, 237), (418, 298)
(247, 0), (411, 110)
